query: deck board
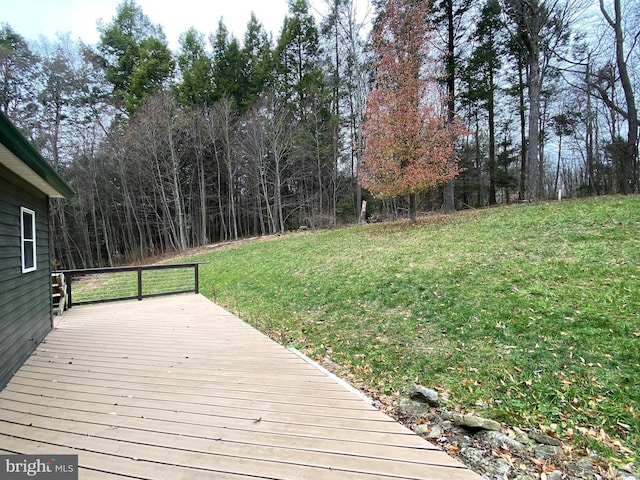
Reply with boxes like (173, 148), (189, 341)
(0, 294), (481, 479)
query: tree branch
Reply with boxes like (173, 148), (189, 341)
(593, 81), (631, 119)
(598, 0), (615, 29)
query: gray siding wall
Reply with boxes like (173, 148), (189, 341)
(0, 163), (52, 389)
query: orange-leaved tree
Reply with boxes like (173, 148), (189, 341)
(361, 0), (464, 221)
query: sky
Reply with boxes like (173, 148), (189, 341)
(0, 0), (341, 51)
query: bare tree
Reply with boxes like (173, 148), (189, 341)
(321, 0), (371, 221)
(503, 0), (576, 200)
(265, 93), (295, 233)
(241, 92), (295, 234)
(596, 0), (639, 193)
(127, 92), (188, 252)
(214, 98), (240, 240)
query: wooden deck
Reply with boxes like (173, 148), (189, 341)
(0, 294), (481, 479)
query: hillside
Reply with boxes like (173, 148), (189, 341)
(185, 196), (639, 473)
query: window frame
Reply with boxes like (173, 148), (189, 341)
(20, 207), (37, 273)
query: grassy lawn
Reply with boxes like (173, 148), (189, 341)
(180, 196), (639, 467)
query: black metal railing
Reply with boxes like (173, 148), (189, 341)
(54, 263), (205, 308)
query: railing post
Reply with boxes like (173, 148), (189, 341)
(137, 267), (143, 301)
(63, 272), (73, 309)
(194, 264), (199, 294)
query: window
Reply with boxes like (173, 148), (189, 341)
(20, 207), (36, 273)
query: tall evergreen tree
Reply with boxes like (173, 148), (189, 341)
(276, 0), (335, 222)
(211, 20), (249, 111)
(98, 0), (174, 116)
(175, 28), (214, 108)
(430, 0), (473, 212)
(505, 0), (574, 200)
(463, 0), (503, 205)
(0, 24), (39, 127)
(504, 0), (548, 200)
(242, 14), (274, 111)
(276, 0), (323, 118)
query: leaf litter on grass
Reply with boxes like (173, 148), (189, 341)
(187, 196), (639, 471)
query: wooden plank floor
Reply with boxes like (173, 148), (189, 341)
(0, 294), (481, 480)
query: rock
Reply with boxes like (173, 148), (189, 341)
(547, 471), (564, 480)
(413, 423), (444, 440)
(489, 458), (511, 477)
(476, 431), (528, 453)
(459, 447), (511, 477)
(409, 383), (439, 406)
(451, 413), (501, 431)
(459, 446), (486, 466)
(529, 431), (562, 446)
(395, 397), (431, 419)
(427, 424), (443, 440)
(566, 459), (596, 479)
(511, 426), (530, 444)
(449, 433), (474, 448)
(535, 444), (563, 461)
(441, 420), (453, 430)
(618, 469), (638, 480)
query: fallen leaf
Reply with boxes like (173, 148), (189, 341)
(447, 445), (461, 454)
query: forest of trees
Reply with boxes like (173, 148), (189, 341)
(0, 0), (638, 268)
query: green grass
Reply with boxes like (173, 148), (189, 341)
(177, 197), (639, 465)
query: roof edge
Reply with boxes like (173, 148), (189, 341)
(0, 111), (74, 199)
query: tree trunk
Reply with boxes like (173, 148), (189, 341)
(518, 57), (527, 201)
(211, 136), (227, 242)
(194, 116), (207, 246)
(442, 0), (457, 214)
(526, 41), (541, 201)
(169, 132), (187, 251)
(409, 192), (417, 222)
(488, 68), (497, 205)
(220, 101), (239, 241)
(585, 59), (598, 195)
(275, 153), (285, 233)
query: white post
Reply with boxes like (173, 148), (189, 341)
(359, 200), (367, 223)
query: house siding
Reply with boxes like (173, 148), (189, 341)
(0, 163), (52, 389)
